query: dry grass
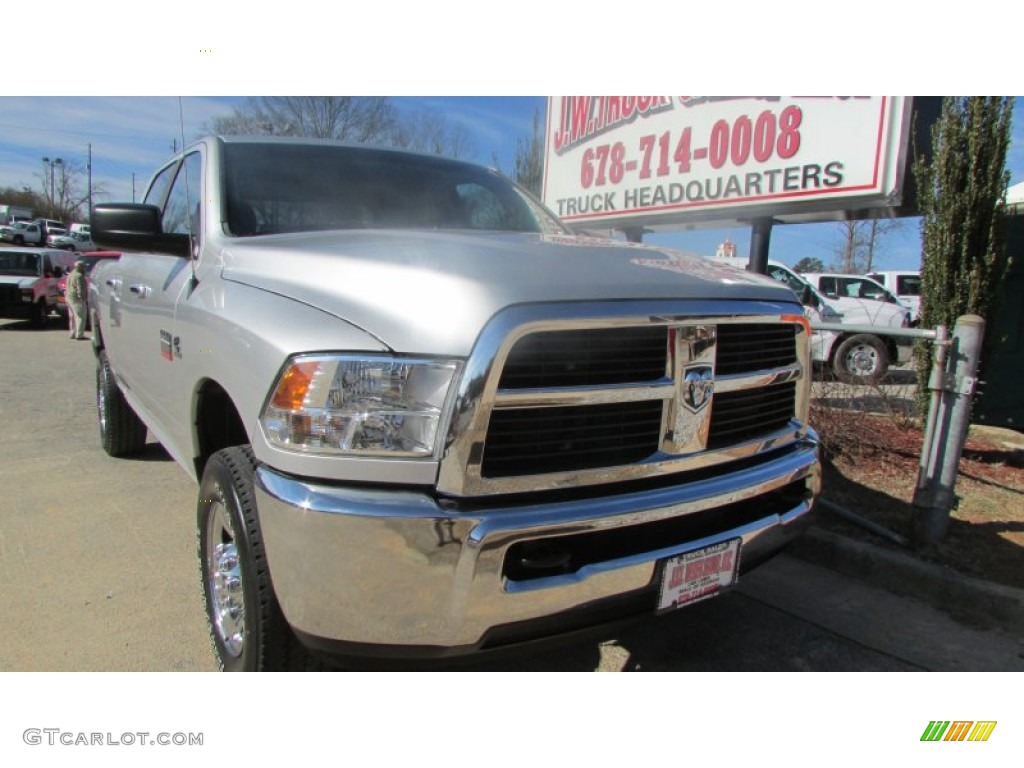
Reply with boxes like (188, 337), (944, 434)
(809, 371), (1024, 590)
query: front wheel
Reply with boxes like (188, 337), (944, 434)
(30, 299), (47, 327)
(833, 334), (889, 385)
(197, 446), (321, 671)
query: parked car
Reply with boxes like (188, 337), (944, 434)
(1, 220), (45, 246)
(0, 247), (79, 325)
(801, 272), (902, 306)
(800, 272), (912, 326)
(48, 230), (95, 251)
(712, 257), (910, 383)
(55, 251), (121, 323)
(865, 270), (922, 323)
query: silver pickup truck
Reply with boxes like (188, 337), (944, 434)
(89, 136), (821, 670)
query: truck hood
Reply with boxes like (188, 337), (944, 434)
(218, 231), (796, 355)
(0, 275), (37, 287)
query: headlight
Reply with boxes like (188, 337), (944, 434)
(260, 355), (461, 458)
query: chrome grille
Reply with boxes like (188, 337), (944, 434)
(0, 284), (22, 304)
(438, 302), (811, 497)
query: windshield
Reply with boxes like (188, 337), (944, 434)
(223, 143), (566, 237)
(0, 252), (41, 276)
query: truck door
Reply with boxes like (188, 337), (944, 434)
(116, 151), (202, 432)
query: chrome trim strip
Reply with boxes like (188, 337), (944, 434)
(493, 379), (675, 409)
(713, 364), (804, 394)
(437, 300), (811, 498)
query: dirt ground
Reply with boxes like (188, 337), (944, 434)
(810, 404), (1024, 590)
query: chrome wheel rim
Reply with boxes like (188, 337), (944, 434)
(845, 344), (879, 378)
(206, 501), (245, 658)
(97, 369), (107, 433)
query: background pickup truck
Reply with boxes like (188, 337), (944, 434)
(89, 136), (821, 671)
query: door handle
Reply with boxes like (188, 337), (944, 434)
(129, 284), (151, 298)
(105, 278), (121, 288)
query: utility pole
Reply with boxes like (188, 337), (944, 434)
(88, 143), (93, 219)
(41, 156), (63, 218)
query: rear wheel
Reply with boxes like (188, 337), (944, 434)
(96, 350), (147, 455)
(198, 446), (322, 671)
(833, 334), (889, 385)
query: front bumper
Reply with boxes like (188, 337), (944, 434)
(256, 437), (820, 658)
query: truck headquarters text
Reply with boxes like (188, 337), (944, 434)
(554, 161), (844, 218)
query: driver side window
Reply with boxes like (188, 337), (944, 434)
(162, 152), (202, 239)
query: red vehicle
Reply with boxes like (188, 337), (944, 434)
(56, 251), (121, 322)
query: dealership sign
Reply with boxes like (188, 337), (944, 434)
(542, 96), (913, 230)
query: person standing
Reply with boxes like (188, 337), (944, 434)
(66, 260), (88, 340)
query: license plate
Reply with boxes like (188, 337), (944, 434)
(657, 538), (741, 612)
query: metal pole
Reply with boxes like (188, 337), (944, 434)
(622, 226), (645, 244)
(916, 324), (949, 497)
(912, 315), (985, 547)
(748, 218), (773, 274)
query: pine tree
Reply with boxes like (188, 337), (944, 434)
(913, 97), (1014, 413)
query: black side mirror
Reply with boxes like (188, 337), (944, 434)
(52, 266), (64, 278)
(91, 204), (191, 258)
(800, 284), (814, 306)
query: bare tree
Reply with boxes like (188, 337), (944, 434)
(207, 97), (398, 143)
(829, 217), (903, 273)
(862, 218), (903, 272)
(513, 108), (544, 196)
(390, 107), (477, 159)
(830, 221), (865, 272)
(35, 159), (104, 223)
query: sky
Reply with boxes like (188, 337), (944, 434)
(3, 94), (1021, 273)
(2, 4), (1021, 273)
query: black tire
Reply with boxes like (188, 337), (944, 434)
(13, 235), (24, 245)
(30, 299), (47, 328)
(197, 446), (321, 671)
(96, 350), (147, 455)
(833, 334), (889, 385)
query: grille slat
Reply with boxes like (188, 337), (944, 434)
(499, 327), (667, 388)
(708, 383), (796, 449)
(715, 324), (797, 375)
(482, 401), (662, 478)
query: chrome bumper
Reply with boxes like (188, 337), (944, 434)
(256, 439), (820, 656)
